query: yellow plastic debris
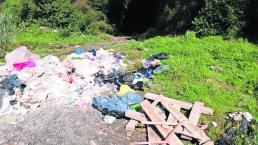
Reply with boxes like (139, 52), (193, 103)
(117, 85), (135, 96)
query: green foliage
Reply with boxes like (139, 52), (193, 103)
(87, 0), (109, 14)
(15, 25), (108, 47)
(0, 25), (110, 62)
(193, 0), (248, 38)
(1, 0), (113, 34)
(110, 33), (258, 127)
(0, 13), (16, 50)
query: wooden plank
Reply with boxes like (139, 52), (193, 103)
(126, 120), (139, 131)
(125, 110), (147, 122)
(162, 102), (187, 122)
(147, 125), (162, 143)
(145, 93), (213, 115)
(162, 102), (211, 143)
(165, 103), (193, 140)
(140, 100), (183, 145)
(181, 121), (210, 143)
(182, 101), (203, 140)
(188, 101), (204, 125)
(142, 121), (177, 126)
(152, 99), (160, 106)
(140, 100), (170, 137)
(167, 104), (181, 124)
(165, 133), (184, 145)
(203, 141), (215, 145)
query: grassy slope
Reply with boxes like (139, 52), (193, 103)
(110, 32), (258, 140)
(0, 26), (110, 62)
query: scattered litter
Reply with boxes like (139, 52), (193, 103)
(153, 65), (170, 74)
(210, 65), (223, 72)
(0, 47), (126, 117)
(117, 85), (135, 96)
(5, 46), (41, 69)
(148, 52), (169, 60)
(88, 48), (97, 56)
(0, 74), (25, 95)
(215, 112), (257, 145)
(93, 52), (169, 91)
(211, 121), (218, 127)
(72, 48), (84, 55)
(13, 60), (37, 71)
(0, 87), (15, 116)
(103, 115), (117, 124)
(92, 92), (143, 118)
(228, 112), (253, 122)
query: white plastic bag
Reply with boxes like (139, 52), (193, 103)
(5, 46), (41, 68)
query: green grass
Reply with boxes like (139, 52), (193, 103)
(1, 25), (111, 62)
(110, 32), (258, 140)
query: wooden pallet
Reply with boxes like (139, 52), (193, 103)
(125, 93), (214, 145)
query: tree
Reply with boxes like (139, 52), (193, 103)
(193, 0), (248, 38)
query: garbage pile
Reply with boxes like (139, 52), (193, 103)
(94, 52), (170, 91)
(0, 46), (170, 118)
(0, 46), (126, 116)
(91, 53), (171, 118)
(215, 112), (258, 145)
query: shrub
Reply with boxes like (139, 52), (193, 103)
(193, 0), (248, 38)
(1, 0), (113, 34)
(0, 13), (16, 50)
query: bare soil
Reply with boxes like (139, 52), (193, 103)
(0, 95), (146, 145)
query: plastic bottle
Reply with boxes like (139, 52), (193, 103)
(153, 65), (170, 74)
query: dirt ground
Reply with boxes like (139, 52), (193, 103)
(0, 94), (146, 145)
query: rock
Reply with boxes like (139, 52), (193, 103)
(211, 121), (218, 127)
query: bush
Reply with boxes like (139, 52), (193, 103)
(193, 0), (248, 38)
(1, 0), (113, 34)
(0, 13), (16, 50)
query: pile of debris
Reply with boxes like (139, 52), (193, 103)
(94, 52), (170, 91)
(215, 112), (257, 145)
(0, 46), (126, 116)
(125, 93), (214, 145)
(0, 46), (170, 119)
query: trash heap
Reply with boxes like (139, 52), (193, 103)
(0, 46), (171, 118)
(94, 52), (170, 91)
(215, 112), (258, 145)
(0, 46), (126, 116)
(91, 52), (171, 118)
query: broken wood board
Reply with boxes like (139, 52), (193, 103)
(126, 120), (139, 131)
(140, 100), (183, 145)
(162, 102), (212, 143)
(147, 125), (163, 143)
(125, 110), (147, 122)
(145, 93), (213, 115)
(188, 101), (204, 125)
